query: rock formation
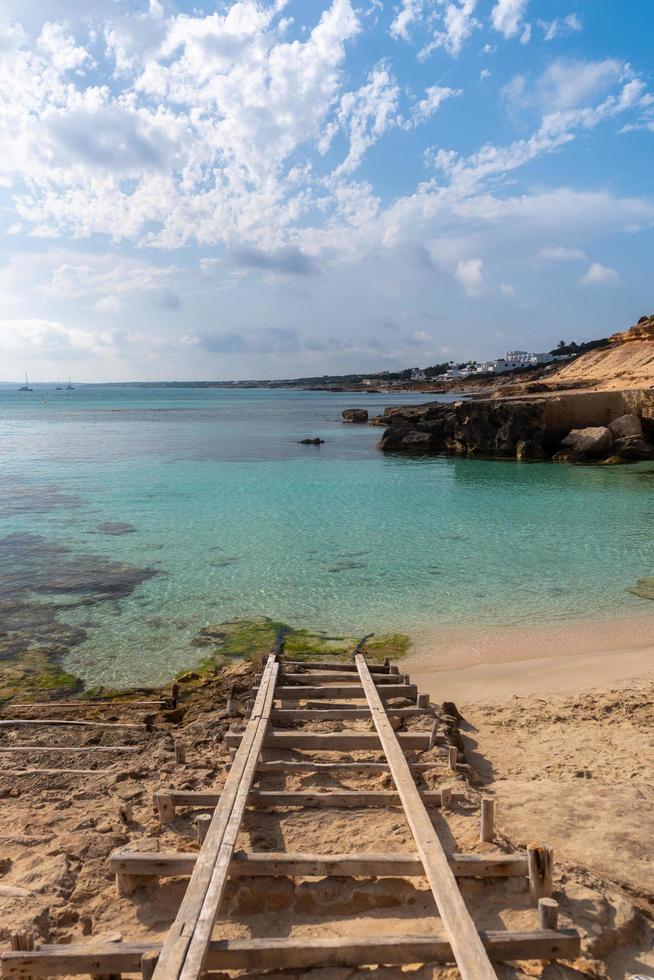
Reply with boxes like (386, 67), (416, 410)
(342, 408), (368, 423)
(609, 313), (654, 344)
(377, 390), (654, 464)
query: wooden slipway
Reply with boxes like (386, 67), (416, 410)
(1, 643), (579, 979)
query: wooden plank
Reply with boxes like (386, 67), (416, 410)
(249, 760), (452, 773)
(5, 701), (165, 709)
(254, 683), (417, 700)
(273, 672), (403, 685)
(151, 654), (279, 980)
(109, 850), (529, 879)
(225, 731), (432, 750)
(0, 720), (143, 730)
(355, 653), (497, 980)
(0, 931), (581, 976)
(270, 707), (432, 721)
(0, 746), (138, 754)
(2, 769), (116, 776)
(162, 789), (452, 809)
(281, 660), (391, 672)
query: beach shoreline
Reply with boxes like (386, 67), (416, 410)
(406, 608), (654, 702)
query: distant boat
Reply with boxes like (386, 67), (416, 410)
(55, 380), (63, 390)
(18, 372), (33, 392)
(65, 376), (75, 390)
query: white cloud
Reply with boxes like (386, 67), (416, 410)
(579, 262), (620, 286)
(408, 85), (462, 126)
(480, 68), (491, 80)
(389, 0), (423, 41)
(491, 0), (528, 39)
(538, 246), (587, 261)
(420, 1), (479, 59)
(500, 282), (515, 296)
(37, 22), (90, 72)
(333, 65), (400, 173)
(456, 258), (483, 295)
(94, 294), (123, 314)
(538, 14), (582, 42)
(0, 318), (109, 354)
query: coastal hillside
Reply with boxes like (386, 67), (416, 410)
(489, 314), (654, 396)
(548, 314), (654, 391)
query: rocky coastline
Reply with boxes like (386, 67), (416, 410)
(371, 388), (654, 463)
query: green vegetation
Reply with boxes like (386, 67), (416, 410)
(191, 617), (410, 665)
(0, 649), (83, 702)
(550, 338), (609, 357)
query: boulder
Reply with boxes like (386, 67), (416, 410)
(612, 436), (654, 460)
(561, 426), (613, 458)
(342, 408), (368, 423)
(608, 414), (643, 439)
(298, 438), (325, 445)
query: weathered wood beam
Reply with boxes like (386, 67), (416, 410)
(0, 930), (581, 976)
(4, 701), (166, 710)
(108, 849), (529, 880)
(0, 719), (143, 730)
(260, 672), (404, 686)
(269, 707), (433, 721)
(151, 654), (279, 980)
(355, 654), (497, 980)
(253, 683), (417, 701)
(1, 768), (117, 776)
(225, 731), (435, 750)
(247, 759), (459, 774)
(281, 660), (393, 672)
(0, 746), (138, 754)
(155, 789), (454, 814)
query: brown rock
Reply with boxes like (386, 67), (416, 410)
(612, 436), (654, 459)
(609, 414), (643, 439)
(342, 408), (368, 423)
(561, 426), (613, 457)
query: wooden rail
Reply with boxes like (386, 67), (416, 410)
(354, 653), (497, 980)
(1, 648), (581, 980)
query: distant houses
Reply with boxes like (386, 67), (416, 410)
(435, 349), (571, 381)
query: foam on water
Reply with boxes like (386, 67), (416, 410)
(1, 385), (652, 685)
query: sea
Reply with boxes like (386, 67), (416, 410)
(1, 383), (652, 687)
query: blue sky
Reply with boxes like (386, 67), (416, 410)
(0, 0), (652, 381)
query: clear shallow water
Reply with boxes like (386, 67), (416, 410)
(1, 384), (653, 686)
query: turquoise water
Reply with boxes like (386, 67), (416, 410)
(1, 385), (653, 686)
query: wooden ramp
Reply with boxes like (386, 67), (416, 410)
(1, 643), (580, 979)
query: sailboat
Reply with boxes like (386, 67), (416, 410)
(55, 380), (63, 390)
(18, 372), (33, 391)
(65, 376), (75, 390)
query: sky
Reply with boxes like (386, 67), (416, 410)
(0, 0), (652, 382)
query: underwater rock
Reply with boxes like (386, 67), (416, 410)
(325, 560), (367, 572)
(627, 577), (654, 601)
(97, 522), (137, 535)
(298, 437), (325, 445)
(0, 532), (158, 699)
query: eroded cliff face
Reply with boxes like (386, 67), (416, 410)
(376, 389), (654, 462)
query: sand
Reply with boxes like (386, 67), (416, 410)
(1, 644), (653, 979)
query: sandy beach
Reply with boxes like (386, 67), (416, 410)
(407, 610), (654, 700)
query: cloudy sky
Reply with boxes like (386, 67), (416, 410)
(0, 0), (652, 381)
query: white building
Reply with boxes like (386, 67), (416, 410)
(410, 368), (426, 381)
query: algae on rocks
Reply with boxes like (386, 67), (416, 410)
(191, 616), (410, 668)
